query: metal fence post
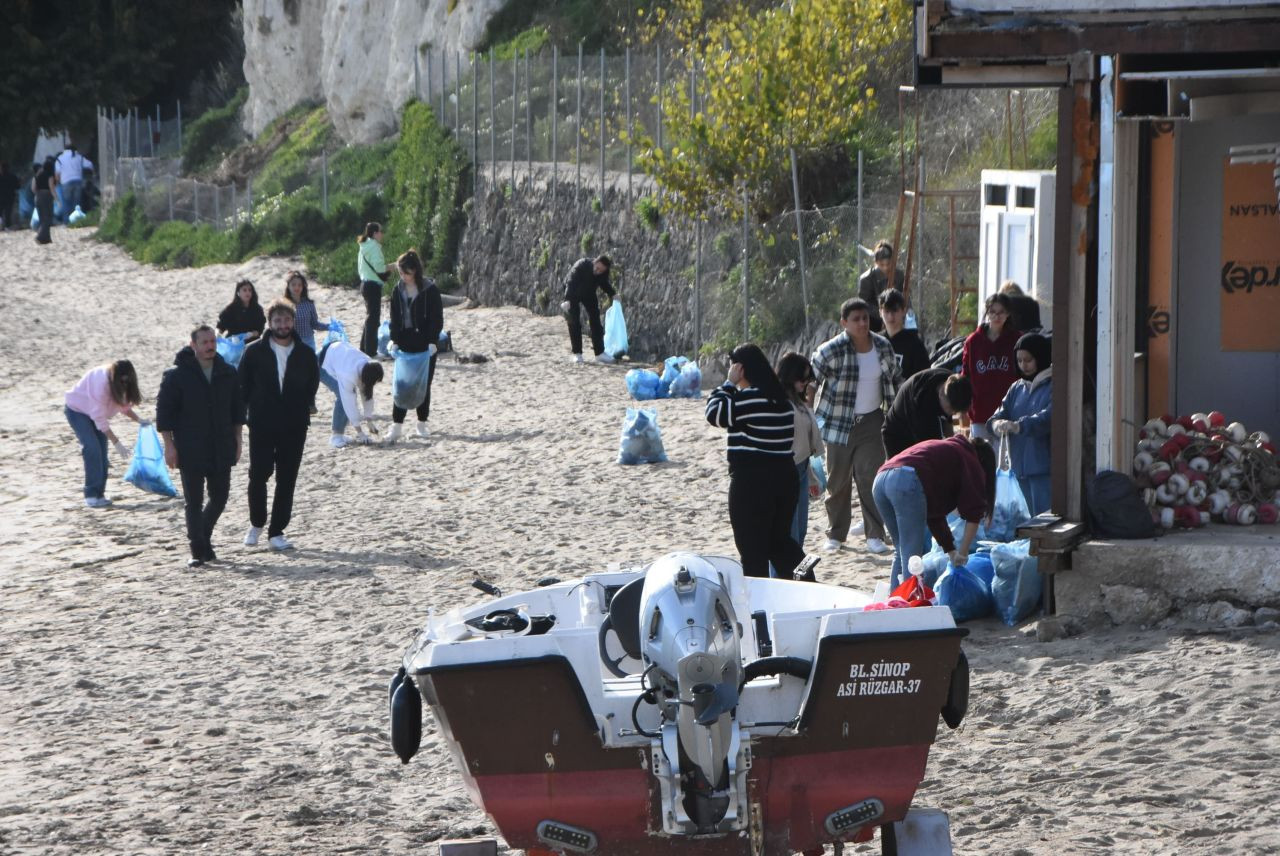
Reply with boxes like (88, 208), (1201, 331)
(214, 183), (221, 229)
(625, 45), (632, 209)
(599, 47), (605, 207)
(472, 52), (479, 196)
(176, 99), (183, 152)
(440, 48), (447, 123)
(656, 44), (663, 154)
(193, 182), (199, 223)
(247, 177), (253, 218)
(789, 147), (811, 335)
(489, 50), (496, 189)
(525, 48), (531, 180)
(168, 175), (174, 220)
(551, 45), (558, 208)
(576, 43), (583, 207)
(322, 149), (329, 215)
(743, 187), (750, 340)
(510, 53), (517, 192)
(426, 48), (433, 114)
(857, 149), (864, 252)
(695, 218), (702, 356)
(414, 49), (420, 101)
(455, 50), (461, 132)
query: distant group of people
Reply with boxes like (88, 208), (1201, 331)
(64, 222), (445, 568)
(2, 144), (97, 243)
(704, 239), (1052, 588)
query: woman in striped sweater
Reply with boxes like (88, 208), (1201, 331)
(706, 343), (810, 579)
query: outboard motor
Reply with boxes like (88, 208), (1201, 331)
(637, 553), (748, 835)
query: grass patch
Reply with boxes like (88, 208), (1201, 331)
(182, 88), (249, 174)
(386, 101), (471, 278)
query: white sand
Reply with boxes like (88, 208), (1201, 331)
(1, 228), (1277, 854)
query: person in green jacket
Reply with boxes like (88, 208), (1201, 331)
(357, 222), (390, 357)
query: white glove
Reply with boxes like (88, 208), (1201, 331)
(991, 419), (1013, 435)
(428, 343), (438, 357)
(560, 300), (572, 314)
(112, 440), (129, 459)
(354, 429), (373, 445)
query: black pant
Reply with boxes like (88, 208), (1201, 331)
(359, 280), (382, 357)
(35, 189), (53, 244)
(391, 352), (437, 423)
(567, 294), (604, 356)
(179, 467), (231, 559)
(728, 458), (805, 578)
(248, 429), (307, 537)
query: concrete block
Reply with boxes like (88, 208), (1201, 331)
(438, 839), (497, 856)
(892, 807), (953, 855)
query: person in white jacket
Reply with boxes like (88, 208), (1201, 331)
(318, 340), (384, 447)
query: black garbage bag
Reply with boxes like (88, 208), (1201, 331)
(1086, 470), (1157, 539)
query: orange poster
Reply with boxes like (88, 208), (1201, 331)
(1221, 159), (1280, 351)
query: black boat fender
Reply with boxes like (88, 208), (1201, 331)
(391, 672), (422, 764)
(941, 648), (969, 729)
(389, 664), (406, 704)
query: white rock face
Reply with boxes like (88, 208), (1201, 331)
(242, 0), (508, 144)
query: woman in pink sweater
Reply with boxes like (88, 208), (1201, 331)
(64, 361), (143, 507)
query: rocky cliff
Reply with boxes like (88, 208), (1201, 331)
(242, 0), (505, 144)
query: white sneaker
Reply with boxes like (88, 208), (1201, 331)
(570, 354), (584, 364)
(416, 421), (430, 438)
(84, 496), (112, 508)
(244, 526), (263, 546)
(386, 423), (404, 444)
(821, 538), (843, 552)
(595, 352), (615, 364)
(866, 538), (892, 555)
(330, 433), (349, 448)
(849, 521), (865, 537)
(269, 534), (294, 551)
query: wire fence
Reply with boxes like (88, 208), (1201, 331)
(97, 47), (1049, 355)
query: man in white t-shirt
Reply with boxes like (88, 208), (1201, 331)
(810, 298), (902, 555)
(55, 145), (93, 221)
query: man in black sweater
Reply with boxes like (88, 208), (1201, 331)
(879, 288), (930, 380)
(881, 367), (972, 458)
(156, 325), (244, 568)
(562, 254), (615, 364)
(238, 299), (320, 551)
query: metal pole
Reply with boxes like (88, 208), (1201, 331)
(525, 48), (531, 181)
(176, 100), (183, 152)
(656, 44), (663, 153)
(426, 48), (433, 114)
(414, 50), (420, 100)
(247, 178), (253, 217)
(440, 49), (447, 123)
(147, 115), (154, 157)
(857, 149), (864, 253)
(168, 175), (174, 220)
(599, 47), (605, 206)
(625, 45), (632, 209)
(455, 50), (461, 132)
(576, 43), (583, 206)
(193, 182), (199, 223)
(551, 45), (558, 207)
(322, 150), (328, 215)
(743, 187), (750, 340)
(695, 219), (702, 355)
(214, 182), (221, 228)
(489, 50), (496, 189)
(511, 53), (517, 191)
(472, 52), (478, 196)
(155, 104), (161, 152)
(789, 147), (811, 335)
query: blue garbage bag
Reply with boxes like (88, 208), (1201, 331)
(617, 407), (668, 465)
(322, 317), (349, 349)
(68, 205), (86, 224)
(990, 539), (1042, 626)
(122, 424), (178, 497)
(934, 554), (995, 622)
(659, 356), (687, 397)
(919, 546), (951, 588)
(810, 455), (827, 494)
(216, 333), (248, 368)
(625, 369), (662, 401)
(377, 320), (392, 357)
(668, 362), (702, 398)
(30, 207), (40, 230)
(988, 435), (1032, 541)
(392, 349), (434, 410)
(603, 300), (628, 358)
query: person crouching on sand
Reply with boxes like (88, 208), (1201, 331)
(64, 360), (144, 508)
(318, 339), (384, 447)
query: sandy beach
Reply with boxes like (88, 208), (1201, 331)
(1, 227), (1278, 855)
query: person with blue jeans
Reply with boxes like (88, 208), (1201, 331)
(775, 352), (824, 555)
(319, 340), (385, 447)
(64, 361), (143, 507)
(55, 145), (92, 221)
(873, 434), (996, 589)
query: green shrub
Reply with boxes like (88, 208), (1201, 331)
(254, 105), (336, 198)
(97, 192), (153, 252)
(591, 196), (602, 213)
(182, 88), (248, 174)
(491, 26), (549, 61)
(579, 230), (593, 255)
(386, 101), (470, 277)
(634, 195), (660, 230)
(658, 230), (670, 248)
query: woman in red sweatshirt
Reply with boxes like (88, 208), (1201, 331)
(961, 292), (1021, 440)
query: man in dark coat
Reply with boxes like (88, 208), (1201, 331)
(238, 299), (320, 551)
(562, 254), (615, 364)
(156, 324), (244, 568)
(881, 367), (972, 458)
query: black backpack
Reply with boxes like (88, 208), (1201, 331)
(1086, 470), (1158, 539)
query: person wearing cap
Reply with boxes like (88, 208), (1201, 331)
(988, 333), (1053, 515)
(857, 240), (905, 333)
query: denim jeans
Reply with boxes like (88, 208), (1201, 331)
(61, 180), (83, 219)
(789, 459), (810, 548)
(872, 465), (930, 589)
(318, 365), (348, 433)
(66, 406), (108, 498)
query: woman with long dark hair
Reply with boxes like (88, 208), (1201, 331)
(873, 435), (996, 589)
(386, 250), (443, 444)
(356, 222), (389, 357)
(283, 271), (325, 351)
(961, 292), (1021, 441)
(706, 344), (810, 579)
(32, 157), (56, 245)
(64, 360), (144, 507)
(216, 279), (266, 342)
(775, 352), (824, 552)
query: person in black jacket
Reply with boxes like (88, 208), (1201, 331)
(238, 299), (320, 551)
(879, 288), (930, 380)
(561, 254), (615, 364)
(1000, 280), (1042, 333)
(881, 367), (971, 458)
(387, 249), (444, 443)
(216, 279), (266, 342)
(156, 325), (244, 568)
